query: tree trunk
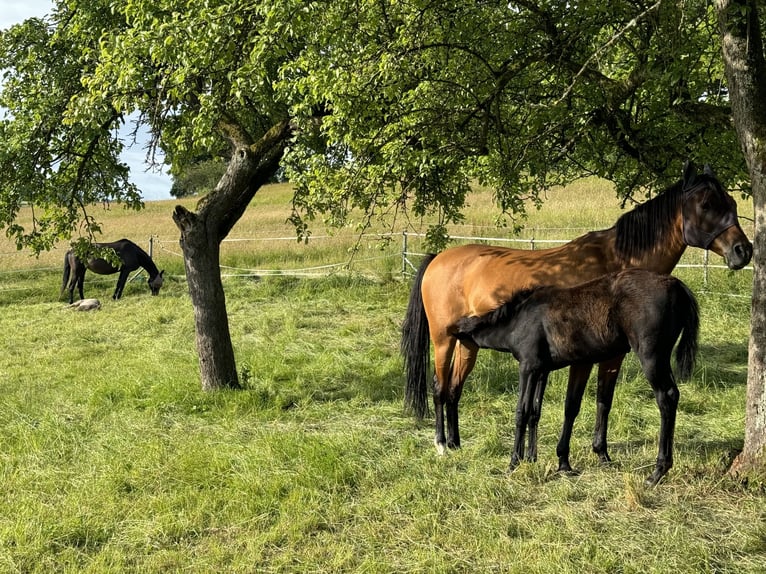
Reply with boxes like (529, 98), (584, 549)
(173, 204), (240, 390)
(172, 119), (292, 391)
(717, 0), (766, 478)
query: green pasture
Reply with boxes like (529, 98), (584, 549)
(0, 181), (763, 572)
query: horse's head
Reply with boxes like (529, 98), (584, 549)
(148, 270), (165, 295)
(681, 163), (753, 270)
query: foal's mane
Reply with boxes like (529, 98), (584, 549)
(613, 180), (685, 261)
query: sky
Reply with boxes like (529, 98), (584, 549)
(1, 0), (174, 201)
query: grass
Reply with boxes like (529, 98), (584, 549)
(0, 181), (763, 572)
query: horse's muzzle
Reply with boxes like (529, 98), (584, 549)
(726, 240), (753, 270)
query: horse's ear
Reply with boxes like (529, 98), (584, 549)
(160, 270), (165, 277)
(703, 164), (716, 178)
(683, 160), (697, 188)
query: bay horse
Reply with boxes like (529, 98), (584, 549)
(61, 239), (164, 303)
(401, 162), (751, 473)
(455, 269), (699, 485)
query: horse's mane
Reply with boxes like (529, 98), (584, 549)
(457, 288), (538, 335)
(614, 180), (686, 261)
(124, 239), (161, 277)
(136, 246), (160, 277)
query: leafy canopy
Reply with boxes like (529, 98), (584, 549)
(0, 0), (743, 252)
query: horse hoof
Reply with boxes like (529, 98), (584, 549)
(597, 453), (612, 465)
(434, 441), (447, 456)
(557, 463), (579, 476)
(645, 471), (666, 487)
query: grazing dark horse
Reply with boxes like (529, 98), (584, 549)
(401, 162), (751, 468)
(62, 239), (164, 303)
(455, 269), (699, 485)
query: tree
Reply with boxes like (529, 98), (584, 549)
(2, 1), (301, 390)
(716, 0), (766, 480)
(283, 1), (748, 243)
(0, 1), (753, 391)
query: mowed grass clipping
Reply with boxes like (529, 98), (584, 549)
(0, 181), (764, 572)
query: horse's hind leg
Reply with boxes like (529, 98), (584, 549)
(431, 374), (447, 454)
(556, 363), (593, 473)
(592, 355), (625, 464)
(445, 341), (478, 450)
(66, 277), (76, 304)
(72, 267), (86, 303)
(432, 337), (457, 455)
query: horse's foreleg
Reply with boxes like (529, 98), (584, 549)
(445, 342), (478, 450)
(525, 369), (550, 462)
(592, 355), (625, 464)
(556, 363), (593, 474)
(113, 268), (130, 300)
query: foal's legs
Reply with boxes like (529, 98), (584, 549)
(525, 370), (550, 462)
(510, 364), (547, 469)
(556, 363), (593, 473)
(642, 356), (680, 486)
(592, 355), (625, 463)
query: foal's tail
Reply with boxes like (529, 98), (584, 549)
(675, 280), (700, 380)
(401, 253), (437, 419)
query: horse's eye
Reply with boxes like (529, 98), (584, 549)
(700, 201), (710, 211)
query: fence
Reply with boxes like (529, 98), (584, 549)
(158, 230), (754, 290)
(0, 230), (754, 298)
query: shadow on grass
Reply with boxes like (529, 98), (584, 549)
(239, 364), (406, 411)
(469, 340), (748, 401)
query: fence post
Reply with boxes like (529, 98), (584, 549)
(703, 250), (709, 287)
(149, 236), (154, 259)
(402, 232), (408, 276)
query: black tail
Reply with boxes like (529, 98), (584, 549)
(675, 280), (700, 380)
(401, 253), (437, 419)
(61, 251), (72, 299)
